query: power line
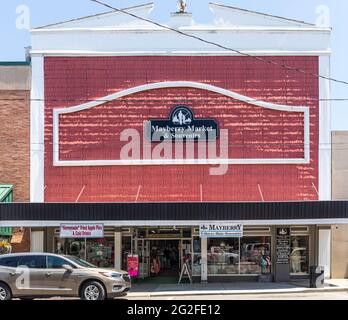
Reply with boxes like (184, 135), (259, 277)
(1, 97), (348, 102)
(89, 0), (348, 87)
(27, 141), (348, 148)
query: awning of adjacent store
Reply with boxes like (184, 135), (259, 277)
(0, 185), (13, 203)
(0, 227), (12, 236)
(0, 185), (13, 235)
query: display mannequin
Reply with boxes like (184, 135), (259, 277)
(290, 238), (301, 273)
(292, 238), (299, 248)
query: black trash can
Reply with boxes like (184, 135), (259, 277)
(309, 266), (325, 288)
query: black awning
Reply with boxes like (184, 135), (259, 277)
(1, 201), (348, 222)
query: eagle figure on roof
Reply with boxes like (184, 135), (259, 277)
(177, 0), (187, 13)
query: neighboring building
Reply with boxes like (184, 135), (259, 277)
(331, 131), (348, 278)
(2, 3), (347, 282)
(0, 62), (31, 253)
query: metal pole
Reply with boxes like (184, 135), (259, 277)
(84, 238), (87, 261)
(238, 237), (241, 275)
(131, 234), (133, 255)
(142, 239), (144, 278)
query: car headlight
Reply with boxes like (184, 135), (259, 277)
(99, 272), (123, 279)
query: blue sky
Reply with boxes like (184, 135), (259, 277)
(1, 0), (347, 130)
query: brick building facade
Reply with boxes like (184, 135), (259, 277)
(0, 63), (31, 252)
(44, 56), (319, 202)
(3, 3), (346, 282)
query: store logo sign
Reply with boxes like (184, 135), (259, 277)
(277, 228), (289, 236)
(145, 106), (219, 142)
(200, 223), (243, 238)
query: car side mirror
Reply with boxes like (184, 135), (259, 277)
(62, 264), (74, 272)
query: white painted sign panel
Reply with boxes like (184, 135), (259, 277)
(60, 224), (104, 238)
(199, 223), (243, 238)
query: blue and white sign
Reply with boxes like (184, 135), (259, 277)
(200, 223), (243, 238)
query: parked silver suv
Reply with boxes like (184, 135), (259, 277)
(0, 253), (131, 300)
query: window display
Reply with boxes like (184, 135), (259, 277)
(55, 237), (114, 268)
(290, 236), (309, 275)
(240, 237), (271, 274)
(207, 237), (272, 275)
(207, 238), (239, 274)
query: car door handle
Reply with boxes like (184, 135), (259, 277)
(45, 272), (53, 277)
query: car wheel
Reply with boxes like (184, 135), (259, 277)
(0, 283), (12, 301)
(80, 281), (106, 301)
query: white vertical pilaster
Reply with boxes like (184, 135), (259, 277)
(319, 55), (332, 200)
(30, 55), (45, 202)
(30, 230), (44, 252)
(201, 237), (208, 283)
(318, 228), (331, 278)
(114, 231), (122, 270)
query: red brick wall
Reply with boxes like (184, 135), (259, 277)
(44, 56), (319, 202)
(0, 90), (30, 252)
(0, 90), (30, 202)
(10, 228), (30, 253)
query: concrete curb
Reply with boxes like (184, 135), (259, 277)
(128, 286), (348, 298)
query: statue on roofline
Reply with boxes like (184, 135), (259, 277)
(177, 0), (187, 13)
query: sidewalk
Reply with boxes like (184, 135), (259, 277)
(128, 279), (348, 298)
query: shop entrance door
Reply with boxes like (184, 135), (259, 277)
(149, 240), (180, 277)
(137, 239), (150, 278)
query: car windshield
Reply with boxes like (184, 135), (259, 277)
(64, 256), (97, 268)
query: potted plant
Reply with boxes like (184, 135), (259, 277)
(0, 240), (12, 255)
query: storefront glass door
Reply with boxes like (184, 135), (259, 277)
(137, 239), (150, 278)
(149, 240), (180, 277)
(135, 239), (191, 279)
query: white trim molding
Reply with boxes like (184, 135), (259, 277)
(30, 50), (332, 57)
(30, 56), (45, 202)
(319, 56), (332, 200)
(53, 81), (310, 167)
(30, 28), (330, 57)
(1, 219), (347, 228)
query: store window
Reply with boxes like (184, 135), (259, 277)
(290, 236), (309, 275)
(55, 238), (114, 268)
(207, 236), (272, 275)
(207, 238), (239, 275)
(192, 237), (201, 276)
(240, 237), (271, 275)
